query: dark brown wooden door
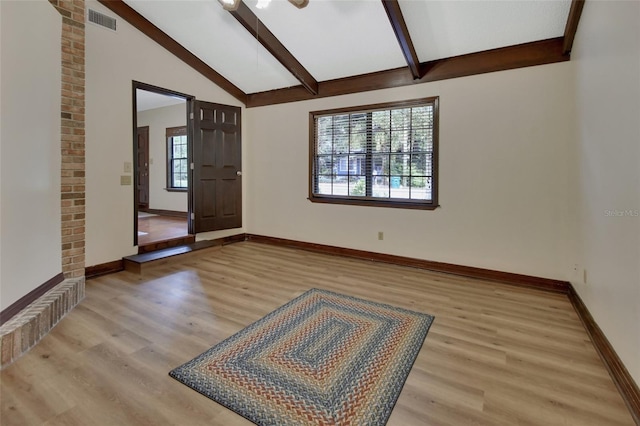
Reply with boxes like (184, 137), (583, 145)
(192, 101), (242, 233)
(137, 126), (150, 210)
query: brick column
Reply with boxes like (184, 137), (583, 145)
(49, 0), (86, 278)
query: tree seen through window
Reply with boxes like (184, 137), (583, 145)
(311, 98), (438, 209)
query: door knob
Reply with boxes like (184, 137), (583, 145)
(236, 171), (242, 176)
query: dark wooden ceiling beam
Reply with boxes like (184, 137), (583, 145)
(247, 37), (569, 107)
(98, 1), (583, 109)
(97, 0), (247, 104)
(381, 0), (422, 80)
(563, 0), (586, 55)
(229, 2), (319, 95)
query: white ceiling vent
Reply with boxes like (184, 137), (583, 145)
(87, 9), (117, 31)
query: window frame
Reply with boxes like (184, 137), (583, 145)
(166, 126), (188, 192)
(308, 97), (439, 210)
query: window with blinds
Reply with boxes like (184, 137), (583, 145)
(166, 126), (188, 191)
(310, 97), (439, 209)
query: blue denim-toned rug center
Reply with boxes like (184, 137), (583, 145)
(169, 288), (434, 425)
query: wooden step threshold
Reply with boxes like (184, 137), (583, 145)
(138, 235), (196, 254)
(124, 240), (222, 274)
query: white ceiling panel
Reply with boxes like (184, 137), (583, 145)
(249, 0), (408, 81)
(125, 0), (301, 94)
(401, 0), (572, 63)
(120, 0), (575, 97)
(136, 89), (185, 112)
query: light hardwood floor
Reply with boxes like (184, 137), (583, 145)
(0, 242), (634, 425)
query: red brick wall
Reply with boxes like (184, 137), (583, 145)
(49, 0), (86, 278)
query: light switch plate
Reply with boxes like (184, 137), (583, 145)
(120, 175), (132, 185)
(123, 162), (132, 173)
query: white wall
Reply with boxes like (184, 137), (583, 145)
(137, 102), (188, 213)
(570, 0), (640, 383)
(0, 1), (62, 310)
(85, 0), (246, 266)
(247, 62), (574, 281)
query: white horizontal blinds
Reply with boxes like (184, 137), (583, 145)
(409, 105), (434, 200)
(314, 101), (435, 202)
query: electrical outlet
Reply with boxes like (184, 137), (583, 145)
(572, 264), (583, 284)
(378, 231), (384, 241)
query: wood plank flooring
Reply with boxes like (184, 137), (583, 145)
(0, 242), (635, 425)
(137, 215), (189, 246)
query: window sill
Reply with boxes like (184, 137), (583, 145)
(165, 188), (188, 193)
(308, 195), (439, 210)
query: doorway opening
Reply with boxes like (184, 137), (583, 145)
(132, 82), (194, 251)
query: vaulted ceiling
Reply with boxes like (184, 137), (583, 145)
(98, 0), (584, 107)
